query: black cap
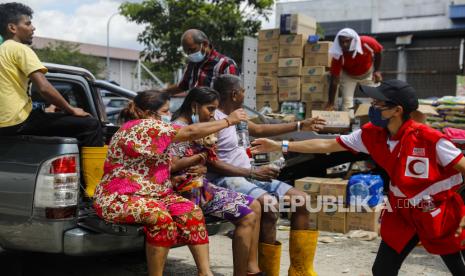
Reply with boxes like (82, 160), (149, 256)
(360, 79), (419, 113)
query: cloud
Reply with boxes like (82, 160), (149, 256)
(0, 0), (144, 50)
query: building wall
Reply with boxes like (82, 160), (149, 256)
(275, 0), (453, 34)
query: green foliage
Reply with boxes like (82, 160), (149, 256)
(120, 0), (274, 74)
(34, 42), (105, 77)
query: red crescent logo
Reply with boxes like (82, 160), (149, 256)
(408, 160), (425, 175)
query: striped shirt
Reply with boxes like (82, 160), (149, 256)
(178, 49), (239, 90)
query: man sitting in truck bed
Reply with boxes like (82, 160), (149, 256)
(0, 2), (103, 147)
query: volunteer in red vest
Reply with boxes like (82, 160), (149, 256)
(251, 79), (465, 276)
(326, 28), (383, 113)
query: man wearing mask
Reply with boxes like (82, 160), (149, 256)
(164, 29), (239, 95)
(252, 79), (465, 276)
(326, 28), (383, 113)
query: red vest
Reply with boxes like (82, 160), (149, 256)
(360, 120), (465, 254)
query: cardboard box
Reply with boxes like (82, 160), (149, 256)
(257, 63), (278, 77)
(257, 100), (279, 112)
(302, 75), (327, 84)
(256, 76), (278, 94)
(303, 101), (326, 118)
(278, 77), (301, 88)
(346, 207), (382, 233)
(302, 83), (327, 102)
(279, 87), (301, 102)
(318, 202), (347, 233)
(258, 53), (279, 64)
(311, 110), (351, 133)
(318, 178), (348, 203)
(279, 34), (306, 46)
(280, 13), (317, 37)
(256, 94), (278, 102)
(278, 58), (302, 76)
(258, 39), (279, 54)
(304, 42), (333, 54)
(258, 29), (280, 40)
(301, 66), (326, 76)
(279, 45), (304, 58)
(304, 53), (332, 67)
(294, 177), (324, 195)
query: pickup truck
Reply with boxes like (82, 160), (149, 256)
(0, 63), (223, 256)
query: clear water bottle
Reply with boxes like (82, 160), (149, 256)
(352, 118), (361, 131)
(236, 120), (251, 150)
(421, 195), (436, 212)
(297, 102), (305, 120)
(269, 157), (286, 171)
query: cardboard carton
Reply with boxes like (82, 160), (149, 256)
(258, 40), (280, 54)
(279, 34), (306, 46)
(311, 110), (351, 133)
(346, 206), (382, 233)
(258, 29), (280, 40)
(278, 77), (301, 88)
(318, 202), (348, 233)
(318, 178), (348, 203)
(279, 45), (304, 58)
(279, 87), (301, 102)
(257, 63), (278, 77)
(256, 76), (278, 94)
(280, 13), (317, 37)
(294, 177), (324, 195)
(304, 53), (332, 67)
(278, 58), (302, 76)
(258, 53), (279, 64)
(304, 42), (333, 54)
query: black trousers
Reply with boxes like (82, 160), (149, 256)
(373, 235), (465, 276)
(0, 109), (103, 147)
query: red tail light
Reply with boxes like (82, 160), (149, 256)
(50, 156), (77, 174)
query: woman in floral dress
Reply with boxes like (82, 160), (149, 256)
(93, 90), (248, 276)
(169, 87), (263, 276)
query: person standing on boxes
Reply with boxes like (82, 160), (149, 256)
(325, 28), (383, 114)
(163, 29), (239, 95)
(0, 2), (103, 147)
(251, 79), (465, 276)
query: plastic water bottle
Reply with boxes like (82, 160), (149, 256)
(236, 121), (251, 156)
(352, 118), (361, 131)
(297, 102), (305, 120)
(269, 157), (286, 171)
(421, 195), (436, 212)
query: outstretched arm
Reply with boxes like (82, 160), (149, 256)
(251, 138), (347, 154)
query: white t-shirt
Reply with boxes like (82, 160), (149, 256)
(339, 129), (462, 167)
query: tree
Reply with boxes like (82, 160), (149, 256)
(120, 0), (274, 81)
(34, 42), (105, 77)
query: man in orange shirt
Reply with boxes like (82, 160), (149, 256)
(326, 28), (383, 113)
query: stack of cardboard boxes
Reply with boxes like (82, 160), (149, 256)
(256, 13), (335, 119)
(256, 29), (280, 112)
(294, 177), (382, 234)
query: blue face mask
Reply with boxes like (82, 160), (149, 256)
(368, 106), (390, 128)
(160, 115), (171, 124)
(191, 114), (200, 124)
(188, 45), (206, 63)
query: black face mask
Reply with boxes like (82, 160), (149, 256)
(368, 106), (392, 128)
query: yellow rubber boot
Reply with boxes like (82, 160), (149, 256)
(258, 241), (282, 276)
(289, 230), (318, 276)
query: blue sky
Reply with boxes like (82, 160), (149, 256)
(0, 0), (280, 50)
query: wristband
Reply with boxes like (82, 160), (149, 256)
(282, 140), (289, 154)
(297, 121), (301, 132)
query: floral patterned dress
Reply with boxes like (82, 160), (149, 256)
(170, 120), (254, 222)
(93, 119), (208, 247)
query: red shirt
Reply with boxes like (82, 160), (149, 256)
(330, 36), (383, 77)
(178, 49), (239, 90)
